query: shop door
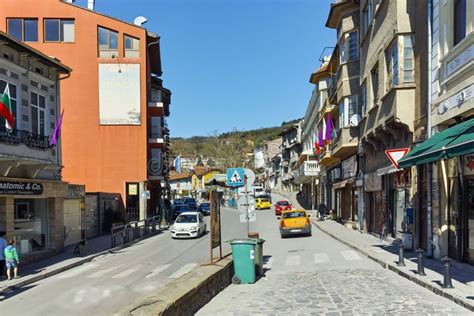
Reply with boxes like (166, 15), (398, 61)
(64, 199), (82, 247)
(126, 182), (140, 221)
(466, 179), (474, 263)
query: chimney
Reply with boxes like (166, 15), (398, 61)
(87, 0), (95, 10)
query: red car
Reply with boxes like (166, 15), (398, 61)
(274, 200), (292, 215)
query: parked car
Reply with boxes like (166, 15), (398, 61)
(172, 198), (185, 211)
(170, 212), (206, 239)
(198, 202), (211, 215)
(184, 197), (198, 211)
(274, 200), (292, 216)
(279, 210), (311, 238)
(255, 198), (271, 210)
(173, 204), (191, 219)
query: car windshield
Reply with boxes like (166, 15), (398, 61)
(277, 201), (289, 206)
(175, 215), (197, 223)
(283, 211), (306, 219)
(178, 206), (190, 211)
(259, 199), (270, 203)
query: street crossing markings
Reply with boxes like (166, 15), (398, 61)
(87, 264), (124, 279)
(285, 255), (301, 266)
(169, 263), (198, 279)
(57, 263), (100, 279)
(313, 253), (330, 264)
(112, 266), (141, 279)
(341, 250), (362, 261)
(146, 264), (172, 278)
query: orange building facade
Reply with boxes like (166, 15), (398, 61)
(0, 0), (171, 219)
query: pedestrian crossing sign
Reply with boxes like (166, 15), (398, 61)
(226, 168), (245, 187)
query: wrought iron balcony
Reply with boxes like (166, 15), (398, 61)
(0, 128), (51, 150)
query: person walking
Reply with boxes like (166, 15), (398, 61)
(0, 231), (7, 280)
(4, 239), (19, 280)
(318, 202), (327, 221)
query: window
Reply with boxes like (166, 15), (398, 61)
(31, 92), (46, 135)
(44, 19), (75, 42)
(386, 39), (398, 89)
(7, 18), (38, 42)
(98, 27), (118, 50)
(361, 81), (367, 115)
(151, 117), (161, 138)
(454, 0), (466, 46)
(402, 35), (414, 83)
(124, 35), (140, 58)
(339, 30), (358, 63)
(14, 199), (48, 254)
(363, 0), (373, 35)
(339, 96), (358, 128)
(371, 64), (379, 106)
(0, 80), (17, 130)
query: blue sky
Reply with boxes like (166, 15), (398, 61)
(80, 0), (335, 137)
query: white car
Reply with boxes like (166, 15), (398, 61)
(170, 212), (206, 239)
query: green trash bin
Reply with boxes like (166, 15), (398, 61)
(230, 239), (257, 284)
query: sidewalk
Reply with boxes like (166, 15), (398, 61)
(275, 191), (474, 312)
(0, 228), (163, 296)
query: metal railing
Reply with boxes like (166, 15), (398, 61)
(0, 127), (51, 150)
(110, 215), (161, 248)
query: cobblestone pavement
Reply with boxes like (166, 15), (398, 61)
(199, 269), (469, 315)
(197, 194), (471, 316)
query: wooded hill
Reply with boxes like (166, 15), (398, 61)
(170, 118), (301, 161)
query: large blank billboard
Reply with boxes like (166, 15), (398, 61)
(98, 63), (141, 125)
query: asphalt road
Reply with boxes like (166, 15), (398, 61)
(197, 193), (470, 315)
(0, 207), (249, 316)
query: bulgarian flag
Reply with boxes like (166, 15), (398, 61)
(314, 130), (321, 154)
(0, 85), (14, 129)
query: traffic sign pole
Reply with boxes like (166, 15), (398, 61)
(245, 175), (249, 237)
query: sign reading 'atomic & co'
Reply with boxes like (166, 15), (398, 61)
(0, 181), (44, 195)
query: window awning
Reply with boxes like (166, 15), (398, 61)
(398, 118), (474, 168)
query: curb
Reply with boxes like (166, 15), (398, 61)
(0, 229), (163, 296)
(311, 219), (474, 312)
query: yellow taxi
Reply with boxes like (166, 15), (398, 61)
(279, 209), (312, 238)
(255, 198), (272, 210)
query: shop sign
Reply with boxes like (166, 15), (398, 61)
(464, 155), (474, 176)
(0, 181), (43, 195)
(128, 184), (138, 195)
(342, 156), (357, 179)
(364, 172), (382, 192)
(438, 83), (473, 115)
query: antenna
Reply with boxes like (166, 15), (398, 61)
(134, 16), (148, 26)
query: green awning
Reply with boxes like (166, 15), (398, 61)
(398, 118), (474, 168)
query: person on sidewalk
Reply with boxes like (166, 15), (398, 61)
(318, 203), (327, 221)
(0, 231), (7, 280)
(4, 239), (19, 280)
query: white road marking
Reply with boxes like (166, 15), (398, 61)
(57, 264), (100, 279)
(285, 255), (301, 266)
(88, 264), (124, 279)
(112, 266), (141, 279)
(263, 257), (274, 270)
(146, 264), (172, 278)
(313, 253), (330, 264)
(169, 263), (198, 279)
(341, 250), (362, 261)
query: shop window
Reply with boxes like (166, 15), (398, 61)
(98, 26), (118, 57)
(31, 92), (46, 136)
(44, 19), (75, 43)
(124, 35), (140, 58)
(7, 18), (38, 42)
(0, 80), (18, 130)
(454, 0), (466, 46)
(14, 199), (48, 254)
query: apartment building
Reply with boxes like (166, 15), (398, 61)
(279, 123), (302, 192)
(0, 0), (172, 221)
(323, 0), (360, 224)
(399, 0), (474, 263)
(0, 32), (71, 263)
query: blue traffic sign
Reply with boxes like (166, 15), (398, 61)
(226, 168), (245, 187)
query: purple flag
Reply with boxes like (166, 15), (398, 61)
(50, 110), (64, 147)
(325, 114), (333, 144)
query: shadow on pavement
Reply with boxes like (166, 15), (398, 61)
(0, 284), (38, 301)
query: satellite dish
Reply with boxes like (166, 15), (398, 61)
(134, 16), (148, 26)
(350, 114), (361, 127)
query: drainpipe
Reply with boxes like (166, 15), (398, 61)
(426, 0), (434, 257)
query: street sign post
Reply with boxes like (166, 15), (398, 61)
(385, 148), (409, 169)
(226, 168), (245, 187)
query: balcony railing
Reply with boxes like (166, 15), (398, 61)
(0, 128), (51, 150)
